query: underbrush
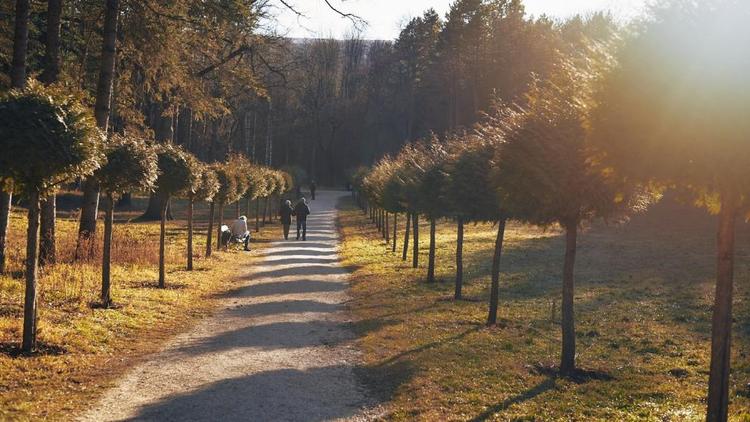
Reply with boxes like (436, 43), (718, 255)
(338, 196), (750, 421)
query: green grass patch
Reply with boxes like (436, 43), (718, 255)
(338, 196), (750, 421)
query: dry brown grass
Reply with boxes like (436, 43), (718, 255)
(0, 194), (279, 420)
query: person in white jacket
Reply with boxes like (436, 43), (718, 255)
(230, 216), (251, 251)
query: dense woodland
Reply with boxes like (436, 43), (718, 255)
(0, 0), (589, 185)
(1, 0), (750, 420)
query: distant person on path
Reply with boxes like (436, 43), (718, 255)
(279, 199), (294, 240)
(230, 216), (251, 251)
(295, 184), (302, 199)
(310, 180), (317, 200)
(294, 198), (311, 241)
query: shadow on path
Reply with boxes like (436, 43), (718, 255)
(129, 366), (369, 422)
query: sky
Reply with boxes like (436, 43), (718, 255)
(271, 0), (650, 40)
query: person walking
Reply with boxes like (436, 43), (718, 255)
(294, 197), (311, 241)
(279, 199), (294, 240)
(310, 180), (317, 200)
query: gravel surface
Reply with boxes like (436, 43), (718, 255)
(80, 191), (377, 422)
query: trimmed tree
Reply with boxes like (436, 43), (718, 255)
(244, 165), (267, 233)
(443, 133), (501, 300)
(95, 135), (158, 306)
(213, 164), (240, 251)
(398, 139), (449, 278)
(0, 81), (103, 352)
(591, 2), (750, 417)
(411, 139), (449, 283)
(185, 160), (218, 270)
(496, 56), (653, 374)
(153, 144), (193, 288)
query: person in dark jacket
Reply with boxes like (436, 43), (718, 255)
(294, 198), (311, 241)
(309, 180), (317, 200)
(279, 199), (294, 240)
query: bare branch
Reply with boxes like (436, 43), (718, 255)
(276, 0), (366, 29)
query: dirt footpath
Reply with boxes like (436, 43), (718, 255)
(80, 191), (376, 422)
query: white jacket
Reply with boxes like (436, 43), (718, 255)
(230, 218), (249, 237)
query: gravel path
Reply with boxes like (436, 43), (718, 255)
(81, 191), (375, 422)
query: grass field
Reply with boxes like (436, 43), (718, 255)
(0, 193), (279, 420)
(337, 194), (750, 421)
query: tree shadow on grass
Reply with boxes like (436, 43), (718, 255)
(375, 325), (483, 368)
(469, 377), (557, 422)
(136, 280), (190, 290)
(0, 341), (68, 358)
(469, 365), (614, 421)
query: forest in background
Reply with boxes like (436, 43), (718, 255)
(0, 0), (603, 185)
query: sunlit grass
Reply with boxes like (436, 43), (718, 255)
(338, 196), (750, 421)
(0, 194), (277, 420)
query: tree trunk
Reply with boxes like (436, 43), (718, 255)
(76, 179), (99, 260)
(412, 213), (419, 269)
(117, 192), (131, 207)
(402, 212), (410, 261)
(158, 199), (168, 288)
(22, 189), (40, 353)
(427, 218), (437, 283)
(706, 193), (739, 421)
(392, 213), (397, 253)
(263, 197), (269, 225)
(39, 194), (56, 266)
(101, 193), (114, 306)
(187, 199), (194, 271)
(245, 195), (252, 218)
(560, 222), (579, 375)
(77, 0), (119, 254)
(217, 202), (225, 251)
(455, 217), (464, 300)
(38, 0), (64, 266)
(140, 190), (171, 221)
(487, 219), (507, 326)
(11, 0), (30, 89)
(41, 0), (63, 85)
(4, 0), (30, 275)
(385, 212), (390, 244)
(235, 200), (240, 219)
(90, 0), (119, 138)
(255, 198), (260, 232)
(205, 201), (215, 258)
(0, 191), (12, 274)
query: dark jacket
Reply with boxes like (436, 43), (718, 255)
(294, 202), (311, 221)
(279, 202), (294, 225)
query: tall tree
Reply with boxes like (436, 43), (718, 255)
(0, 0), (31, 274)
(39, 0), (64, 266)
(76, 0), (120, 259)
